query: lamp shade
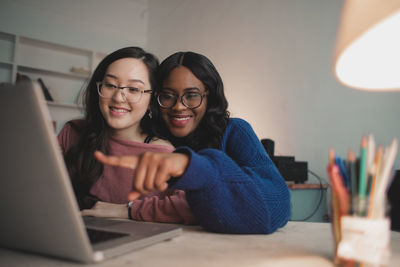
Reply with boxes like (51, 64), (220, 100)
(333, 0), (400, 91)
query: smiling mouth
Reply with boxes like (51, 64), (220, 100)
(173, 117), (190, 121)
(169, 115), (191, 126)
(110, 106), (130, 114)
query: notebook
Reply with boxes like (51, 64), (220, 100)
(0, 82), (182, 263)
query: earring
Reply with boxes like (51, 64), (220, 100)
(147, 110), (152, 119)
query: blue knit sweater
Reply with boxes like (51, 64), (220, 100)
(171, 118), (291, 234)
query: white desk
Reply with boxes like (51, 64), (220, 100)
(1, 221), (399, 266)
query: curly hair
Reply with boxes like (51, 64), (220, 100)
(64, 47), (159, 209)
(153, 52), (230, 151)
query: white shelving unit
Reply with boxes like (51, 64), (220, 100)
(0, 31), (106, 133)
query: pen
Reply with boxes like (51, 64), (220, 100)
(347, 149), (357, 214)
(358, 136), (368, 216)
(365, 134), (376, 197)
(327, 164), (350, 215)
(368, 145), (383, 218)
(328, 149), (341, 256)
(370, 138), (398, 219)
(329, 148), (335, 165)
(336, 157), (350, 190)
(366, 134), (376, 178)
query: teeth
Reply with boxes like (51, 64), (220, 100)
(173, 117), (189, 121)
(111, 108), (128, 113)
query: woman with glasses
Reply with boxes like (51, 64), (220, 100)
(95, 51), (290, 234)
(57, 47), (196, 224)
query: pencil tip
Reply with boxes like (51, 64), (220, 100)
(348, 149), (355, 161)
(361, 136), (367, 147)
(329, 148), (335, 164)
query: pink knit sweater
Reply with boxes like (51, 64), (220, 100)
(57, 122), (196, 224)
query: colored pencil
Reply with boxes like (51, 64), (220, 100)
(368, 145), (383, 218)
(347, 149), (357, 214)
(370, 139), (398, 219)
(358, 136), (368, 216)
(328, 164), (350, 215)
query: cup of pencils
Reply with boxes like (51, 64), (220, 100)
(327, 135), (398, 266)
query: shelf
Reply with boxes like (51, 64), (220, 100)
(19, 36), (92, 57)
(46, 101), (83, 110)
(0, 60), (13, 66)
(0, 31), (15, 63)
(18, 36), (92, 78)
(0, 30), (104, 130)
(17, 64), (90, 80)
(287, 183), (329, 190)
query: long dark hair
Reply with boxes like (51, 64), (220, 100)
(154, 52), (230, 151)
(64, 47), (159, 209)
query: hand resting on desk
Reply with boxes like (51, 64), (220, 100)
(81, 201), (128, 219)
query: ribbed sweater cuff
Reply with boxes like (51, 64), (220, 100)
(169, 147), (215, 191)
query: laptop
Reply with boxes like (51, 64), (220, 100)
(0, 82), (182, 263)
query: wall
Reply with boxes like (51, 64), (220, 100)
(0, 0), (149, 53)
(147, 0), (400, 182)
(0, 0), (399, 182)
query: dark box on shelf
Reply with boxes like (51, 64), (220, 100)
(273, 158), (308, 184)
(261, 139), (308, 184)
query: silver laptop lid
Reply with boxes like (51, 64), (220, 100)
(0, 82), (95, 262)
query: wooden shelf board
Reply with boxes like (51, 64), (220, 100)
(0, 60), (13, 66)
(46, 101), (83, 109)
(287, 183), (329, 190)
(19, 36), (92, 56)
(17, 64), (90, 79)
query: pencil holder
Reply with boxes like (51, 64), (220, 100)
(326, 135), (398, 266)
(332, 215), (391, 266)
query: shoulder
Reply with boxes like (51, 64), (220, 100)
(148, 137), (174, 147)
(227, 117), (252, 129)
(59, 119), (84, 135)
(68, 119), (86, 133)
(59, 119), (86, 134)
(57, 119), (86, 154)
(222, 118), (264, 162)
(224, 118), (254, 137)
(111, 136), (175, 153)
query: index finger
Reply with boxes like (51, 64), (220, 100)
(94, 151), (139, 169)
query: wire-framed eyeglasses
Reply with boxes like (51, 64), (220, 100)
(96, 82), (152, 103)
(157, 91), (207, 109)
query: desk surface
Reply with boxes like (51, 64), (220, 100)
(1, 221), (399, 266)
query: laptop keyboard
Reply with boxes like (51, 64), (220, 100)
(86, 228), (128, 244)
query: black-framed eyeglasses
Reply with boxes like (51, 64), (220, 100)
(96, 82), (152, 103)
(157, 91), (207, 109)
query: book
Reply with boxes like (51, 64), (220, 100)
(37, 78), (53, 101)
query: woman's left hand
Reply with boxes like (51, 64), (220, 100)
(81, 201), (128, 219)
